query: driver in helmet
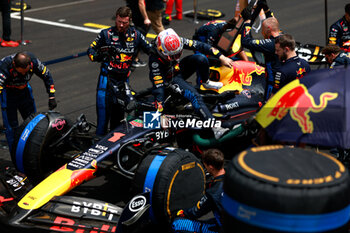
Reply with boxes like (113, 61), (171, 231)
(149, 28), (234, 139)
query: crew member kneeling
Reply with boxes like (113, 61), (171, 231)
(172, 149), (225, 233)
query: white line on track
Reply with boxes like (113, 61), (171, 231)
(10, 0), (101, 33)
(11, 14), (102, 33)
(14, 0), (95, 14)
(9, 2), (194, 34)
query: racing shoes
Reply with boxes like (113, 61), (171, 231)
(163, 15), (171, 25)
(202, 80), (223, 90)
(1, 40), (19, 47)
(212, 127), (230, 140)
(132, 59), (147, 68)
(173, 14), (182, 20)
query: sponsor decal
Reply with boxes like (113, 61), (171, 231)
(108, 132), (125, 142)
(296, 67), (307, 78)
(153, 75), (162, 80)
(120, 53), (132, 62)
(109, 61), (130, 70)
(152, 62), (159, 68)
(129, 195), (146, 212)
(20, 129), (30, 141)
(344, 25), (348, 32)
(224, 102), (239, 110)
(0, 196), (14, 206)
(6, 175), (25, 191)
(244, 26), (251, 35)
(70, 160), (97, 186)
(155, 130), (170, 140)
(129, 119), (143, 128)
(68, 144), (108, 169)
(52, 119), (66, 131)
(50, 216), (116, 232)
(237, 206), (256, 220)
(241, 89), (251, 98)
(50, 85), (55, 93)
(229, 63), (264, 86)
(71, 201), (120, 221)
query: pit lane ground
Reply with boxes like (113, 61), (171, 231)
(0, 0), (347, 231)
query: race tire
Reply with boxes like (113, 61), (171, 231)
(11, 112), (68, 182)
(11, 113), (49, 182)
(222, 146), (350, 233)
(132, 148), (206, 227)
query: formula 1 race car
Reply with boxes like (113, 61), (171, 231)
(10, 59), (265, 181)
(0, 59), (265, 232)
(2, 100), (209, 232)
(1, 136), (207, 233)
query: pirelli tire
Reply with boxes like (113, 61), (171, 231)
(11, 112), (69, 182)
(222, 146), (350, 233)
(132, 147), (206, 227)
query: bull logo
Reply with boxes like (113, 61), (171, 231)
(267, 84), (338, 133)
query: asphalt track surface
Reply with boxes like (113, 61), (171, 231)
(0, 0), (347, 232)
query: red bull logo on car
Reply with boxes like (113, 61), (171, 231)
(257, 80), (338, 134)
(205, 61), (265, 94)
(18, 160), (99, 210)
(70, 160), (97, 187)
(228, 61), (265, 86)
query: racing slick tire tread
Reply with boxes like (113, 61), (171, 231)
(222, 146), (350, 233)
(132, 148), (206, 227)
(11, 113), (49, 182)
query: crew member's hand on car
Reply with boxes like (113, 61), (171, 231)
(219, 55), (234, 68)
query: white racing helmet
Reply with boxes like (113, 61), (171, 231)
(156, 28), (183, 61)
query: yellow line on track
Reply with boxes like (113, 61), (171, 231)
(84, 23), (157, 39)
(84, 23), (251, 56)
(84, 23), (109, 29)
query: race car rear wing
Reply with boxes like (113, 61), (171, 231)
(295, 42), (326, 65)
(249, 42), (327, 66)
